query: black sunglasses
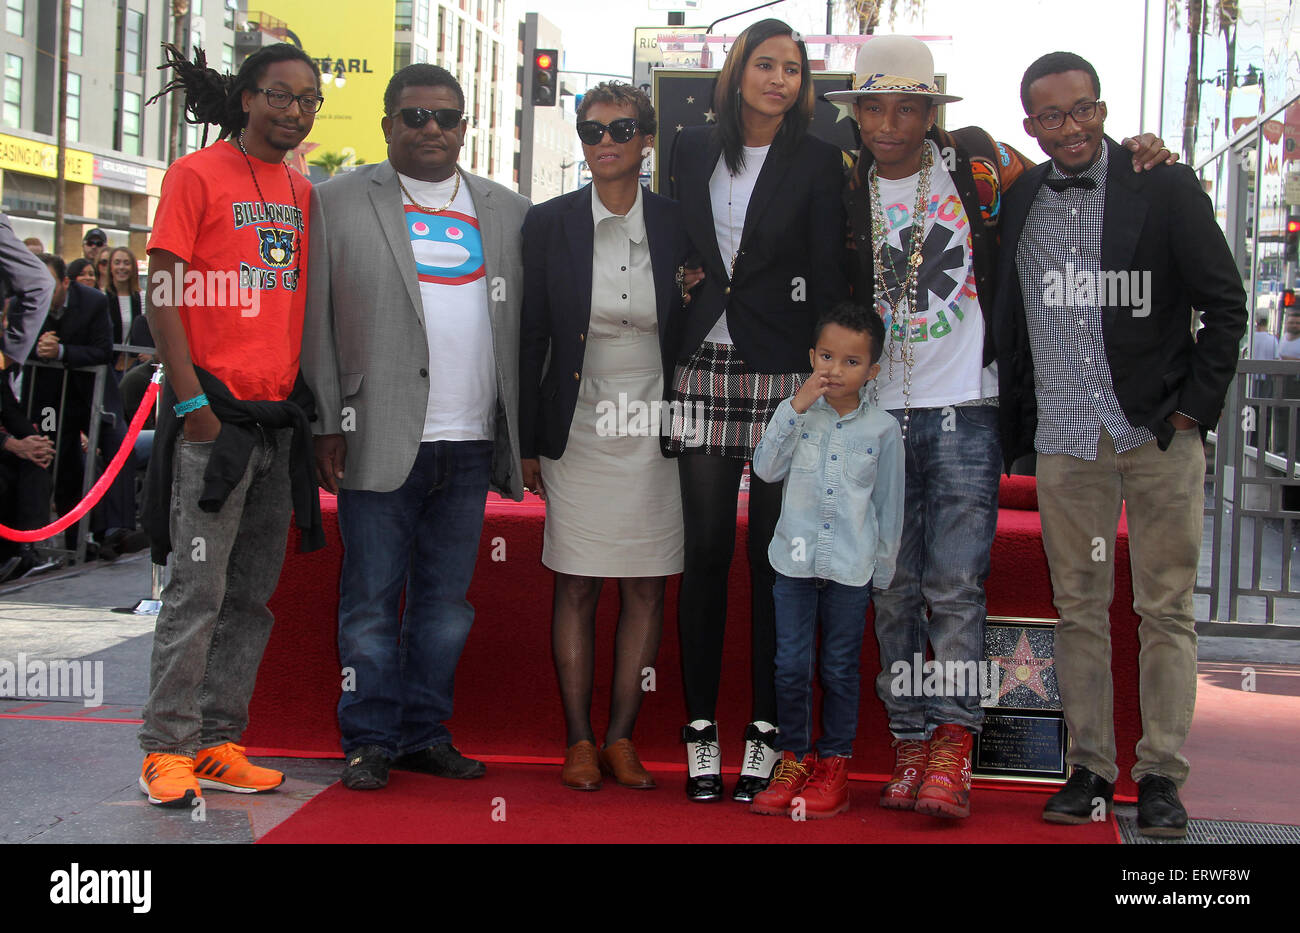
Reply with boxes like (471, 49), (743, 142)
(393, 107), (463, 130)
(85, 238), (105, 247)
(576, 118), (639, 146)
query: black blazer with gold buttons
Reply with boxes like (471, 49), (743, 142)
(667, 125), (849, 374)
(518, 183), (689, 461)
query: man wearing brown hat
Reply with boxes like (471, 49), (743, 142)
(828, 36), (1172, 819)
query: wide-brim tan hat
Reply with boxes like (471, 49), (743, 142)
(824, 35), (961, 104)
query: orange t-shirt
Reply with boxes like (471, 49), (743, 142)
(147, 141), (311, 401)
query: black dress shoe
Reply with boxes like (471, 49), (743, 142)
(342, 744), (391, 790)
(732, 721), (780, 803)
(393, 743), (486, 779)
(1042, 766), (1114, 824)
(682, 720), (723, 802)
(1137, 774), (1188, 838)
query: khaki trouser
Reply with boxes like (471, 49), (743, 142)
(1036, 428), (1204, 786)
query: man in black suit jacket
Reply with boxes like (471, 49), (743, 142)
(994, 53), (1246, 838)
(27, 255), (141, 555)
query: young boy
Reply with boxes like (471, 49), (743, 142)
(749, 302), (904, 818)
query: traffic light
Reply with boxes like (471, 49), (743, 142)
(1283, 288), (1297, 309)
(532, 49), (557, 106)
(1288, 216), (1300, 261)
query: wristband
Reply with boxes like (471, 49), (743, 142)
(173, 393), (210, 417)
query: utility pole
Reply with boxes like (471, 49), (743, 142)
(169, 1), (192, 164)
(54, 0), (70, 256)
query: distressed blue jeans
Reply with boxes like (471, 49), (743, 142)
(871, 405), (1001, 739)
(336, 440), (492, 757)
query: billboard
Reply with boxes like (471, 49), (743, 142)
(259, 1), (396, 166)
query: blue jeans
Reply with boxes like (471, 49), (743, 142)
(871, 405), (1001, 739)
(336, 440), (493, 757)
(772, 573), (873, 757)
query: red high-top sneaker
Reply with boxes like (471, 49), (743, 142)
(879, 738), (929, 810)
(915, 724), (973, 818)
(800, 754), (850, 819)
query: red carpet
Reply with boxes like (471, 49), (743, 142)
(246, 476), (1146, 798)
(257, 762), (1119, 844)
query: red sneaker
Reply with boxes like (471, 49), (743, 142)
(915, 724), (973, 818)
(750, 752), (815, 816)
(800, 754), (850, 819)
(879, 738), (929, 810)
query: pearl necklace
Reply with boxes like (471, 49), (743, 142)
(868, 141), (933, 439)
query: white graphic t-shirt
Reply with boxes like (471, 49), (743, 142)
(871, 140), (997, 410)
(400, 171), (496, 442)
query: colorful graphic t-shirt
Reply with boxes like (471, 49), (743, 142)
(398, 171), (495, 442)
(147, 141), (310, 401)
(871, 140), (997, 410)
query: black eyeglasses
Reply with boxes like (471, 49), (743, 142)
(255, 87), (325, 113)
(576, 118), (639, 146)
(393, 107), (464, 130)
(1029, 100), (1103, 131)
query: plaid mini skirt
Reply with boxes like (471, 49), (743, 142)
(665, 341), (808, 460)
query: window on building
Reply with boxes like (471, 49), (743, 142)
(394, 43), (411, 75)
(395, 0), (412, 30)
(224, 1), (236, 29)
(3, 54), (20, 127)
(437, 9), (444, 53)
(100, 189), (132, 229)
(125, 10), (145, 75)
(5, 0), (21, 38)
(190, 27), (201, 56)
(66, 72), (80, 142)
(185, 122), (200, 154)
(457, 21), (464, 64)
(222, 43), (233, 72)
(192, 0), (203, 15)
(413, 44), (427, 64)
(69, 0), (83, 55)
(122, 90), (141, 155)
(416, 0), (429, 37)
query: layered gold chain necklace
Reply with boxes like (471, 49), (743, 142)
(868, 141), (933, 440)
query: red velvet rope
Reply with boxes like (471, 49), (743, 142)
(0, 374), (162, 543)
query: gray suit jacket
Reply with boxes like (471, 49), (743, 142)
(0, 211), (54, 367)
(301, 161), (529, 499)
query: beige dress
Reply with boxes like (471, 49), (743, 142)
(539, 188), (684, 577)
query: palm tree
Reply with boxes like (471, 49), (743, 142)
(852, 0), (927, 34)
(310, 150), (367, 177)
(1175, 0), (1241, 162)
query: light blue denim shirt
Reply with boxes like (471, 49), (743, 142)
(752, 389), (904, 589)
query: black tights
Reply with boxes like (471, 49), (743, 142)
(551, 573), (666, 747)
(676, 453), (783, 724)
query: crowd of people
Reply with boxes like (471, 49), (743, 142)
(0, 23), (1257, 841)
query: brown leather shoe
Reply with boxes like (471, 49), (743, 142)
(561, 740), (601, 790)
(599, 738), (656, 789)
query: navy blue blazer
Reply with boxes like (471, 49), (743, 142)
(519, 184), (690, 461)
(993, 136), (1247, 469)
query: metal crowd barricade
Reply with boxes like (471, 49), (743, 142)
(1202, 361), (1300, 625)
(19, 356), (110, 566)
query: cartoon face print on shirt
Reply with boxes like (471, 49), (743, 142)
(257, 227), (297, 268)
(407, 208), (485, 286)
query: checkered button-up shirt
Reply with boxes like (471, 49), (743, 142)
(1016, 145), (1154, 459)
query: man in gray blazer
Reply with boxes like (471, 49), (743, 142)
(301, 64), (529, 790)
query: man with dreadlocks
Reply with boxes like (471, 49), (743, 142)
(137, 43), (325, 807)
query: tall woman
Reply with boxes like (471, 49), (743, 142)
(519, 83), (690, 790)
(666, 18), (848, 802)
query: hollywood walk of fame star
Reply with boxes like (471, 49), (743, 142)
(675, 124), (684, 132)
(703, 109), (717, 123)
(991, 630), (1055, 701)
(686, 95), (695, 104)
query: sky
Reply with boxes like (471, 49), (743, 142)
(508, 0), (1165, 161)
